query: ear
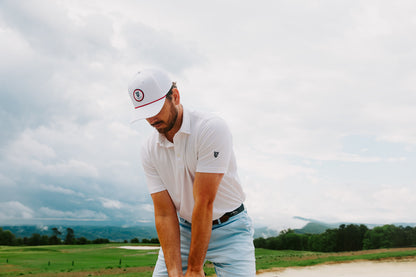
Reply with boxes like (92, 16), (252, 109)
(171, 88), (180, 105)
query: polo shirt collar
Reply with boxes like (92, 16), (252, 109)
(157, 107), (191, 147)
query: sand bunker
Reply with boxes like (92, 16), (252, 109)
(118, 246), (161, 250)
(257, 260), (416, 276)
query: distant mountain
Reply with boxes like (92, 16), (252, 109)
(253, 227), (279, 238)
(292, 216), (416, 234)
(5, 224), (281, 241)
(4, 218), (415, 241)
(1, 225), (158, 242)
(294, 222), (331, 234)
(254, 217), (416, 239)
(253, 222), (331, 238)
(293, 216), (340, 228)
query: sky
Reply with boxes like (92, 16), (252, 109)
(1, 0), (415, 231)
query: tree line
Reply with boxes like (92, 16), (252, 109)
(254, 224), (416, 252)
(0, 227), (159, 246)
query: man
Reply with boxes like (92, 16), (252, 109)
(128, 68), (255, 277)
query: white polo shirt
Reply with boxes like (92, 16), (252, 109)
(141, 108), (246, 222)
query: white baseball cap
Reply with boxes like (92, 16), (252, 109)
(128, 68), (173, 123)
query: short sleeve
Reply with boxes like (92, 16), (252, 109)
(196, 117), (232, 173)
(141, 143), (166, 194)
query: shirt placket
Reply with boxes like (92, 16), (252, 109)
(174, 135), (184, 168)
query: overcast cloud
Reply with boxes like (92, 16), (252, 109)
(1, 0), (415, 230)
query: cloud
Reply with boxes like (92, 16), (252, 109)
(38, 207), (108, 221)
(0, 173), (15, 187)
(40, 184), (85, 197)
(3, 130), (99, 179)
(0, 201), (34, 220)
(0, 0), (115, 59)
(121, 21), (204, 73)
(1, 0), (416, 230)
(99, 198), (122, 209)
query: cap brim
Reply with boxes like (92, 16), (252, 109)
(130, 97), (166, 124)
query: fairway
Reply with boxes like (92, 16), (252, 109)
(0, 244), (159, 276)
(1, 244), (416, 276)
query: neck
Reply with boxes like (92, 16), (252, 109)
(165, 104), (183, 143)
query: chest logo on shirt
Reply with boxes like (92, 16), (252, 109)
(214, 151), (219, 158)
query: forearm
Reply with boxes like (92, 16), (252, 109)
(187, 202), (213, 273)
(155, 214), (183, 276)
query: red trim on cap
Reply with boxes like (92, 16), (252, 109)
(134, 95), (166, 109)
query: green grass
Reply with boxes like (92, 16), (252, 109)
(1, 245), (415, 276)
(0, 244), (159, 276)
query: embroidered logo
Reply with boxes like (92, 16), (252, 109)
(214, 151), (219, 158)
(133, 89), (144, 102)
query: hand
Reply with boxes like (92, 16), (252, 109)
(184, 269), (205, 277)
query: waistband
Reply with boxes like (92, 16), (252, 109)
(180, 204), (245, 226)
(212, 204), (245, 225)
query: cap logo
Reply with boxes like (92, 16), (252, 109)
(133, 89), (144, 102)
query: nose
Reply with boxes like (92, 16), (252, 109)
(146, 116), (158, 125)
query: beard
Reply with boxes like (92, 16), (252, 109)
(154, 102), (178, 135)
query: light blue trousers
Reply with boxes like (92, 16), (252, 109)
(152, 211), (256, 276)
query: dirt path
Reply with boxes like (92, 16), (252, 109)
(256, 251), (416, 277)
